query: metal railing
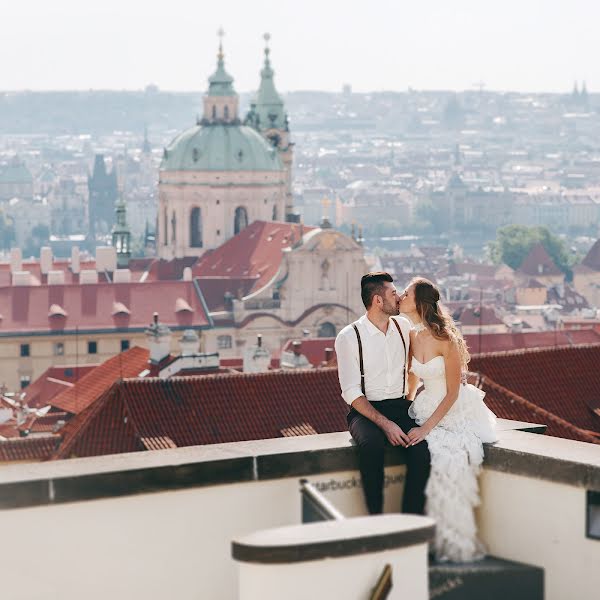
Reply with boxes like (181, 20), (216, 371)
(299, 479), (345, 523)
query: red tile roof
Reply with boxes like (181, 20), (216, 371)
(53, 368), (348, 459)
(582, 239), (600, 271)
(50, 346), (150, 415)
(0, 280), (211, 334)
(518, 243), (562, 277)
(195, 276), (258, 311)
(193, 221), (316, 296)
(0, 435), (60, 462)
(470, 345), (600, 435)
(455, 305), (505, 327)
(474, 374), (599, 444)
(465, 329), (600, 354)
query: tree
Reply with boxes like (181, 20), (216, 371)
(489, 225), (574, 275)
(23, 224), (50, 258)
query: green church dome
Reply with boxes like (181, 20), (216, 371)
(160, 124), (283, 172)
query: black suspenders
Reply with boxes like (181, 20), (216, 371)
(353, 319), (408, 398)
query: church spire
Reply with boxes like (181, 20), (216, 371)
(207, 27), (235, 97)
(112, 187), (131, 268)
(252, 33), (286, 132)
(203, 28), (238, 124)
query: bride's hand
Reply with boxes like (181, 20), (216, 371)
(407, 425), (431, 446)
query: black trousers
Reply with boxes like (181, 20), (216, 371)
(347, 398), (431, 515)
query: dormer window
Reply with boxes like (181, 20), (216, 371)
(193, 148), (200, 162)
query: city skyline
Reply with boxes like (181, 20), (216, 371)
(1, 0), (597, 93)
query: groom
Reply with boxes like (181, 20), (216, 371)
(334, 272), (431, 515)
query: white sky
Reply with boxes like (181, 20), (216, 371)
(1, 0), (597, 93)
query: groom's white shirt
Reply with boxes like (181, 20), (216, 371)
(334, 314), (411, 405)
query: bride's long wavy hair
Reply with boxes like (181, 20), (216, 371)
(410, 277), (470, 367)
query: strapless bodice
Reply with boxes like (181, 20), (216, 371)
(411, 355), (447, 396)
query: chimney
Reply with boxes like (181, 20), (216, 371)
(183, 267), (192, 281)
(179, 329), (199, 356)
(96, 246), (117, 273)
(324, 347), (334, 363)
(243, 334), (271, 373)
(10, 248), (22, 273)
(71, 246), (80, 274)
(113, 269), (131, 284)
(80, 269), (98, 285)
(12, 271), (31, 286)
(48, 270), (65, 285)
(145, 312), (172, 364)
(40, 247), (53, 275)
(280, 339), (311, 369)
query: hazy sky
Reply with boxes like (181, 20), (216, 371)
(2, 0), (597, 93)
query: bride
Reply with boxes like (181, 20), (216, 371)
(399, 277), (497, 563)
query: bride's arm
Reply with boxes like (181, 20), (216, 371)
(406, 330), (419, 401)
(407, 340), (461, 446)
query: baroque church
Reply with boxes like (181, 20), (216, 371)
(157, 33), (294, 259)
(152, 34), (368, 355)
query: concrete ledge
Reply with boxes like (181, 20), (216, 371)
(232, 514), (435, 564)
(1, 419), (597, 511)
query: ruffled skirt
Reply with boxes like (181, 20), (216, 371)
(409, 383), (497, 562)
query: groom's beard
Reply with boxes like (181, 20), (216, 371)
(382, 300), (400, 316)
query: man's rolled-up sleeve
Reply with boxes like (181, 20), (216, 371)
(334, 331), (364, 405)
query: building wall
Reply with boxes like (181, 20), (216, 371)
(478, 469), (600, 600)
(158, 170), (286, 258)
(0, 331), (183, 392)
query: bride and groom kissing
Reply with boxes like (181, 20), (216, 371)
(334, 272), (497, 563)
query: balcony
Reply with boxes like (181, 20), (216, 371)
(0, 420), (598, 599)
(243, 298), (282, 311)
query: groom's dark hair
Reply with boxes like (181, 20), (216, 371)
(361, 272), (393, 309)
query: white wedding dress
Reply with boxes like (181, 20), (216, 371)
(408, 355), (498, 562)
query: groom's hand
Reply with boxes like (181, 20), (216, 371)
(383, 421), (410, 447)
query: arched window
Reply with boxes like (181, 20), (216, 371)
(190, 207), (203, 248)
(212, 105), (217, 120)
(234, 206), (248, 235)
(318, 322), (336, 338)
(163, 208), (168, 245)
(272, 204), (278, 221)
(224, 105), (229, 121)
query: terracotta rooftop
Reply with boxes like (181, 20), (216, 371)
(455, 305), (505, 327)
(582, 239), (600, 271)
(0, 435), (60, 462)
(0, 280), (211, 334)
(50, 346), (150, 415)
(53, 368), (348, 460)
(517, 243), (562, 277)
(474, 374), (599, 444)
(22, 364), (98, 408)
(470, 345), (600, 435)
(193, 220), (316, 297)
(465, 330), (600, 355)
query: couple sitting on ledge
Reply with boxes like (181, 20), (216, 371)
(335, 272), (497, 563)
